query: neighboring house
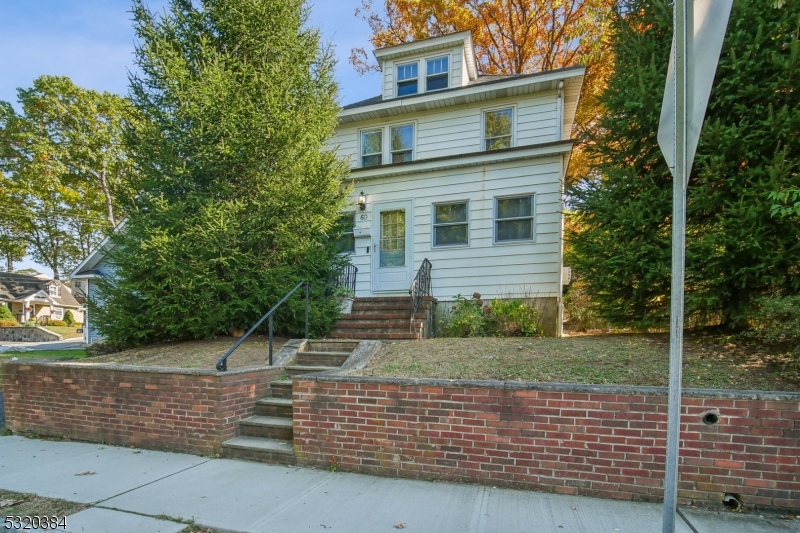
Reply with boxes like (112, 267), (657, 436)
(70, 233), (115, 344)
(329, 31), (583, 335)
(0, 272), (84, 325)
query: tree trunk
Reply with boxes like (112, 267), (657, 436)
(100, 165), (116, 226)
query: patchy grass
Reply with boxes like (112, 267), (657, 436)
(87, 335), (288, 369)
(41, 326), (83, 339)
(358, 332), (800, 391)
(0, 490), (88, 519)
(0, 350), (87, 384)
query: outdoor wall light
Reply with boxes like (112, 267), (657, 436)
(358, 191), (366, 210)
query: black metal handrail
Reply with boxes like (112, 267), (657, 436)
(216, 281), (310, 371)
(408, 258), (432, 331)
(337, 264), (358, 294)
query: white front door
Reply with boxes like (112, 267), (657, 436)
(372, 200), (413, 292)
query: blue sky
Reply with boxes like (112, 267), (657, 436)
(0, 0), (381, 274)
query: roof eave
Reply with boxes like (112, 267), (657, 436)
(338, 66), (586, 124)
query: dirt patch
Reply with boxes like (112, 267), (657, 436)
(0, 490), (88, 520)
(358, 332), (800, 391)
(87, 335), (288, 369)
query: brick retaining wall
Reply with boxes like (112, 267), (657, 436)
(293, 376), (800, 512)
(1, 361), (278, 455)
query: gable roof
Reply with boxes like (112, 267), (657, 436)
(0, 272), (81, 308)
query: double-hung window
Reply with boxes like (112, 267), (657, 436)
(426, 56), (449, 91)
(51, 307), (64, 320)
(484, 108), (513, 151)
(433, 202), (469, 247)
(48, 284), (61, 297)
(495, 195), (534, 242)
(361, 129), (382, 167)
(397, 63), (419, 96)
(390, 124), (414, 163)
(336, 212), (356, 254)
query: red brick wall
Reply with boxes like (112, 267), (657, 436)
(2, 361), (278, 455)
(293, 378), (800, 512)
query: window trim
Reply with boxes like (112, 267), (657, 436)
(51, 307), (64, 320)
(493, 194), (536, 244)
(482, 105), (516, 152)
(360, 128), (383, 168)
(396, 61), (420, 97)
(359, 121), (417, 168)
(48, 284), (61, 297)
(337, 211), (356, 255)
(432, 200), (470, 248)
(425, 54), (450, 92)
(389, 123), (415, 164)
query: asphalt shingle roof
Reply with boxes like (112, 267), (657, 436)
(0, 272), (81, 308)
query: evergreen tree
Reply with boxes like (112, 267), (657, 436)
(568, 0), (800, 329)
(93, 0), (350, 346)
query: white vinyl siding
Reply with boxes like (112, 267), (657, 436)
(328, 92), (559, 166)
(345, 156), (563, 300)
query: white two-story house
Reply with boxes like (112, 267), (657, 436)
(329, 31), (584, 336)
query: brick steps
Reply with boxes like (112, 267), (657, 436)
(330, 296), (436, 341)
(221, 339), (360, 465)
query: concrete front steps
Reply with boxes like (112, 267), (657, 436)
(221, 339), (360, 464)
(329, 296), (437, 340)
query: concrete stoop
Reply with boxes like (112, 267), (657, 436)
(220, 339), (362, 465)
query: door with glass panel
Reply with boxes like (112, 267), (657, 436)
(372, 201), (413, 292)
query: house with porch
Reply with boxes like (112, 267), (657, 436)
(327, 31), (583, 338)
(0, 272), (84, 324)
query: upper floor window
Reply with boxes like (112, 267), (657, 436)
(361, 129), (383, 167)
(495, 195), (534, 242)
(336, 212), (356, 254)
(391, 124), (414, 163)
(426, 56), (449, 91)
(484, 108), (514, 151)
(361, 123), (415, 167)
(48, 284), (61, 297)
(397, 63), (419, 96)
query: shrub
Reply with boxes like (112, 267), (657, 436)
(0, 306), (14, 321)
(563, 281), (606, 332)
(0, 319), (18, 327)
(442, 294), (486, 337)
(47, 319), (68, 327)
(63, 310), (75, 326)
(745, 295), (800, 356)
(485, 299), (541, 337)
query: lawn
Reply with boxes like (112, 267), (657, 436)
(87, 335), (287, 369)
(357, 332), (800, 391)
(0, 350), (87, 384)
(41, 326), (83, 339)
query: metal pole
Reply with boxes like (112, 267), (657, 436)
(268, 314), (274, 366)
(663, 1), (691, 531)
(305, 283), (310, 339)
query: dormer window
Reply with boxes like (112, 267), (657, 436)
(48, 284), (61, 297)
(396, 63), (418, 96)
(426, 56), (449, 91)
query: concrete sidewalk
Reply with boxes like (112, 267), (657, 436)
(0, 339), (85, 351)
(0, 436), (796, 533)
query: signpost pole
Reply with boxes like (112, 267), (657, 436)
(662, 0), (692, 531)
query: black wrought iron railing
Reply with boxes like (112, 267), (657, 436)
(215, 281), (310, 371)
(337, 264), (358, 294)
(408, 258), (432, 331)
